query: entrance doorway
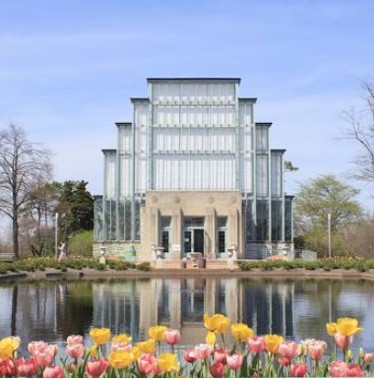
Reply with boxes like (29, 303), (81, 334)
(183, 217), (205, 258)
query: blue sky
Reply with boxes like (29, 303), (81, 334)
(1, 0), (374, 208)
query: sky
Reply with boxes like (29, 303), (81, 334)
(0, 0), (374, 210)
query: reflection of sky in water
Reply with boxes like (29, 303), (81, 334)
(0, 278), (373, 355)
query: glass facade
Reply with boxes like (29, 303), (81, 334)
(256, 200), (269, 241)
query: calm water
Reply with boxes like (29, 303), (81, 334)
(0, 278), (373, 354)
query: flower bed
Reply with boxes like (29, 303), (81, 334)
(0, 316), (372, 377)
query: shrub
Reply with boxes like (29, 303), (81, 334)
(68, 230), (93, 257)
(137, 262), (151, 271)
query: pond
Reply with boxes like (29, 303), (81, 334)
(0, 277), (373, 355)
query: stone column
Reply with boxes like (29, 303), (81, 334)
(205, 208), (216, 259)
(170, 279), (181, 329)
(228, 208), (239, 253)
(171, 207), (182, 259)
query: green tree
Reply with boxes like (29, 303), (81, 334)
(54, 180), (94, 243)
(295, 175), (362, 256)
(295, 175), (362, 232)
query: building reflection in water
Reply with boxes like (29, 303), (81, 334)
(0, 278), (294, 348)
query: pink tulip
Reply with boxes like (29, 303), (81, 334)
(304, 339), (327, 360)
(193, 344), (213, 360)
(86, 359), (109, 377)
(363, 353), (374, 364)
(138, 354), (159, 375)
(183, 348), (198, 363)
(247, 336), (266, 354)
(348, 363), (363, 377)
(28, 341), (49, 356)
(278, 356), (290, 367)
(66, 343), (84, 359)
(33, 348), (54, 367)
(210, 362), (225, 378)
(278, 340), (298, 359)
(15, 358), (37, 377)
(111, 342), (133, 352)
(43, 365), (63, 378)
(290, 363), (308, 377)
(164, 329), (181, 346)
(226, 352), (243, 370)
(334, 333), (353, 349)
(213, 348), (230, 364)
(49, 344), (59, 357)
(67, 335), (83, 346)
(329, 361), (349, 377)
(0, 359), (16, 377)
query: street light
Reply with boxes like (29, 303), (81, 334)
(327, 213), (332, 258)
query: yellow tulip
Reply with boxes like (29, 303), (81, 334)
(231, 323), (254, 342)
(265, 334), (284, 353)
(112, 334), (132, 345)
(90, 328), (111, 345)
(336, 318), (363, 337)
(326, 322), (337, 336)
(132, 345), (142, 361)
(148, 325), (167, 341)
(203, 313), (231, 334)
(88, 345), (98, 358)
(0, 337), (20, 359)
(157, 353), (179, 373)
(108, 350), (134, 369)
(137, 339), (156, 354)
(205, 331), (216, 345)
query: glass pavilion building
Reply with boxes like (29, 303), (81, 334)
(93, 78), (293, 260)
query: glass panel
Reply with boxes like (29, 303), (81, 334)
(285, 198), (293, 242)
(245, 201), (255, 243)
(184, 230), (192, 254)
(93, 197), (104, 241)
(256, 200), (269, 241)
(256, 155), (268, 197)
(271, 153), (282, 197)
(161, 231), (169, 253)
(271, 200), (282, 241)
(218, 231), (226, 253)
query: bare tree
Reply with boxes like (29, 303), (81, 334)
(0, 124), (52, 258)
(343, 79), (374, 181)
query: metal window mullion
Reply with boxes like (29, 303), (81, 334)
(131, 106), (136, 242)
(234, 83), (240, 189)
(102, 154), (108, 240)
(268, 129), (272, 243)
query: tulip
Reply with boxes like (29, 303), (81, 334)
(108, 349), (134, 369)
(334, 332), (353, 349)
(231, 323), (254, 342)
(132, 346), (142, 361)
(15, 358), (37, 377)
(148, 325), (167, 341)
(66, 343), (84, 359)
(88, 345), (98, 358)
(86, 359), (109, 378)
(0, 359), (16, 377)
(209, 362), (225, 378)
(90, 328), (111, 345)
(204, 313), (230, 334)
(43, 365), (63, 378)
(138, 354), (159, 375)
(157, 353), (179, 373)
(137, 339), (156, 354)
(0, 337), (20, 359)
(303, 339), (327, 361)
(336, 318), (363, 337)
(164, 329), (181, 346)
(49, 344), (59, 358)
(278, 356), (290, 367)
(111, 342), (132, 353)
(278, 340), (298, 359)
(363, 352), (374, 364)
(213, 347), (230, 364)
(290, 363), (308, 377)
(28, 341), (48, 356)
(347, 363), (363, 377)
(329, 360), (349, 377)
(183, 348), (198, 363)
(326, 322), (337, 336)
(33, 347), (54, 367)
(264, 334), (284, 354)
(66, 335), (83, 346)
(247, 336), (266, 354)
(206, 331), (216, 345)
(112, 334), (132, 345)
(226, 352), (243, 370)
(193, 344), (213, 360)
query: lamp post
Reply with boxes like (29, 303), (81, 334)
(327, 213), (332, 258)
(55, 212), (59, 259)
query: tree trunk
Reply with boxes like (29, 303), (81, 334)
(12, 202), (19, 258)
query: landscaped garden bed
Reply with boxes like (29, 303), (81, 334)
(0, 315), (372, 377)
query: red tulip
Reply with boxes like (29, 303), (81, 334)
(348, 363), (363, 377)
(278, 340), (298, 359)
(210, 362), (225, 378)
(183, 348), (198, 363)
(43, 365), (63, 378)
(278, 356), (290, 367)
(290, 363), (308, 377)
(86, 359), (109, 377)
(0, 359), (16, 377)
(329, 361), (349, 377)
(15, 358), (37, 377)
